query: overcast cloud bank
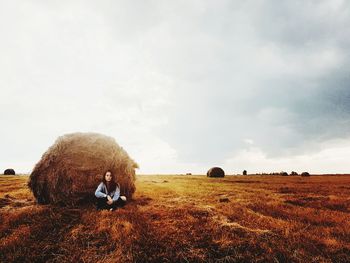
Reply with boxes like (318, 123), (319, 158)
(1, 0), (350, 174)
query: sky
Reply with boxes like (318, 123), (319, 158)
(1, 0), (350, 174)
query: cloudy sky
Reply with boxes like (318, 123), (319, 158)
(1, 0), (350, 174)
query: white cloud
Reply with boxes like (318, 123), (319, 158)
(224, 137), (350, 174)
(244, 139), (254, 145)
(1, 1), (350, 174)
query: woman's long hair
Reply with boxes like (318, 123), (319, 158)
(102, 170), (117, 193)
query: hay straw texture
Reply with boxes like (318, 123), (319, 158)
(28, 132), (138, 206)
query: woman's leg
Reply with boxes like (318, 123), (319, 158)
(109, 202), (118, 210)
(96, 197), (108, 210)
(114, 196), (127, 207)
(107, 196), (127, 211)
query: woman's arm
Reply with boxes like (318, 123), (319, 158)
(95, 183), (108, 198)
(112, 184), (121, 202)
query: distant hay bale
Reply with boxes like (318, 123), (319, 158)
(207, 167), (225, 178)
(186, 173), (192, 175)
(4, 169), (15, 175)
(243, 170), (247, 176)
(28, 132), (138, 206)
(219, 197), (230, 202)
(281, 171), (288, 176)
(301, 172), (310, 177)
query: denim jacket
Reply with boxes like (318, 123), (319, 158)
(95, 182), (120, 202)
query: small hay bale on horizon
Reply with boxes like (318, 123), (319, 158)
(301, 172), (310, 177)
(207, 167), (225, 178)
(28, 132), (138, 206)
(4, 169), (16, 175)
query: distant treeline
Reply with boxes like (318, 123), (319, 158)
(243, 171), (310, 176)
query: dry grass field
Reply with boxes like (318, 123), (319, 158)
(1, 174), (350, 262)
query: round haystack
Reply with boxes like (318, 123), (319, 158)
(28, 132), (138, 206)
(207, 167), (225, 178)
(301, 172), (310, 177)
(4, 169), (16, 175)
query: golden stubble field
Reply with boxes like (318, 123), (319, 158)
(1, 174), (350, 262)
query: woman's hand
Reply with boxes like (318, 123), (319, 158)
(107, 195), (113, 205)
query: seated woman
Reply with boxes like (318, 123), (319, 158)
(95, 170), (127, 211)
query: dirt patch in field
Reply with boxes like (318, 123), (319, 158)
(222, 180), (266, 184)
(279, 187), (295, 194)
(0, 195), (34, 210)
(284, 196), (350, 212)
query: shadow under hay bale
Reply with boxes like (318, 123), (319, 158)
(207, 167), (225, 178)
(28, 132), (138, 206)
(4, 168), (16, 175)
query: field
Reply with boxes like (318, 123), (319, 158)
(1, 174), (350, 262)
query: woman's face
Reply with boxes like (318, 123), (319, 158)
(105, 171), (112, 182)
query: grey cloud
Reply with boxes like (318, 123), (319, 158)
(149, 1), (350, 164)
(252, 1), (350, 48)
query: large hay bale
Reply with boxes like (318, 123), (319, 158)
(207, 167), (225, 178)
(4, 169), (16, 175)
(28, 132), (138, 206)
